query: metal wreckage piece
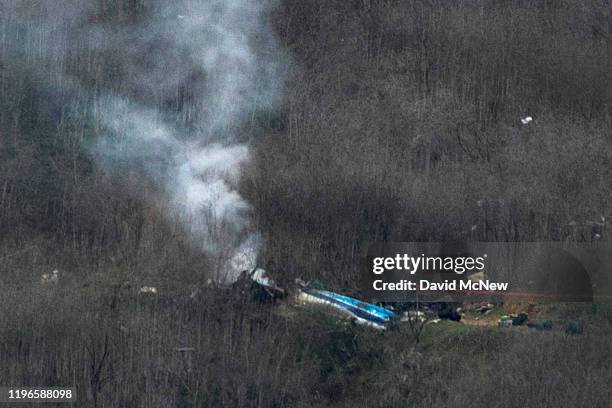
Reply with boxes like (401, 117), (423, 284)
(238, 268), (398, 329)
(297, 287), (398, 329)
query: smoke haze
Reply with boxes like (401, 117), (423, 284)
(2, 0), (286, 279)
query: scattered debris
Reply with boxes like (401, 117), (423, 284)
(526, 319), (553, 331)
(431, 302), (461, 321)
(497, 316), (513, 327)
(189, 287), (201, 300)
(565, 321), (583, 335)
(497, 313), (529, 327)
(474, 303), (494, 314)
(497, 320), (512, 328)
(233, 268), (285, 303)
(235, 272), (570, 332)
(400, 310), (426, 323)
(512, 313), (529, 326)
(41, 269), (59, 284)
(139, 286), (158, 294)
(251, 268), (275, 288)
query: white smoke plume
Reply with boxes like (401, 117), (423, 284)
(3, 0), (285, 280)
(92, 1), (284, 279)
(95, 98), (252, 257)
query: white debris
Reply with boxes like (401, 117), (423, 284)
(498, 319), (513, 328)
(469, 271), (487, 282)
(520, 116), (533, 125)
(41, 269), (59, 284)
(139, 286), (158, 294)
(471, 225), (478, 231)
(251, 268), (275, 287)
(189, 287), (201, 299)
(177, 14), (185, 19)
(401, 310), (426, 323)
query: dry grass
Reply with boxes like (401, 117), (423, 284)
(1, 264), (611, 407)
